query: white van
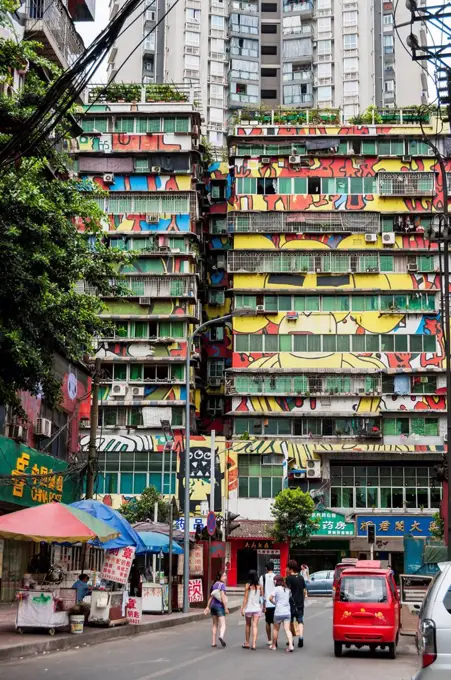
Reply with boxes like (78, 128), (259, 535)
(414, 562), (451, 680)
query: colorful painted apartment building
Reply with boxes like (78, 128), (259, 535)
(217, 108), (449, 577)
(71, 84), (205, 502)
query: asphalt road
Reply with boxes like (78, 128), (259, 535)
(3, 599), (420, 680)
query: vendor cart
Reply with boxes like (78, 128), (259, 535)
(89, 589), (128, 627)
(142, 582), (169, 614)
(16, 587), (76, 635)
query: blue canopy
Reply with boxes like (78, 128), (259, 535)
(136, 531), (183, 555)
(70, 500), (147, 553)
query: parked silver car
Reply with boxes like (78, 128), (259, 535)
(413, 562), (451, 680)
(305, 570), (333, 595)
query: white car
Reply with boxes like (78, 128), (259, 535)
(413, 562), (451, 680)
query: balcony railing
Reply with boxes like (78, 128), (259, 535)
(227, 251), (428, 274)
(228, 211), (380, 233)
(226, 375), (381, 396)
(79, 276), (198, 299)
(378, 172), (435, 197)
(233, 106), (431, 127)
(25, 0), (84, 68)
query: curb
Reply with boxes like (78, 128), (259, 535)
(0, 604), (241, 662)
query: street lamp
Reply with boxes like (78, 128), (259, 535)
(182, 310), (251, 612)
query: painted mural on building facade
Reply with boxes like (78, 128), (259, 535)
(74, 133), (191, 153)
(84, 175), (192, 192)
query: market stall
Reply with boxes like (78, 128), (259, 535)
(0, 502), (119, 635)
(70, 500), (146, 626)
(137, 530), (183, 614)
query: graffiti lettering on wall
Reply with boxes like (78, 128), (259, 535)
(86, 175), (191, 192)
(232, 395), (446, 414)
(75, 134), (189, 153)
(233, 233), (439, 252)
(234, 124), (439, 138)
(96, 341), (187, 360)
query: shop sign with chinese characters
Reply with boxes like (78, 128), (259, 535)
(189, 543), (204, 576)
(311, 511), (355, 537)
(127, 597), (142, 625)
(0, 435), (77, 507)
(101, 546), (136, 585)
(356, 515), (436, 538)
(188, 578), (203, 603)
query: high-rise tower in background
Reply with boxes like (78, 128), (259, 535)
(107, 0), (428, 147)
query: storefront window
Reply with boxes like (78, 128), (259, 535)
(329, 465), (440, 510)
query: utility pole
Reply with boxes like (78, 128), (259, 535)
(86, 356), (101, 499)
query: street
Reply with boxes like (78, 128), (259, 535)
(2, 599), (419, 680)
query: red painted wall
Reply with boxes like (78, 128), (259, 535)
(228, 539), (289, 586)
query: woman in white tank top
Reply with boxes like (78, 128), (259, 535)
(241, 569), (263, 650)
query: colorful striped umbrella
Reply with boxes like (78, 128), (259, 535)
(0, 502), (120, 543)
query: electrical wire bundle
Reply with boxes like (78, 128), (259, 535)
(0, 0), (148, 166)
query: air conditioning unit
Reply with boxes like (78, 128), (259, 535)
(132, 386), (145, 397)
(256, 305), (265, 312)
(151, 166), (161, 173)
(112, 383), (127, 396)
(145, 214), (159, 223)
(260, 157), (271, 164)
(103, 173), (114, 184)
(209, 377), (221, 387)
(8, 423), (28, 442)
(289, 155), (301, 165)
(402, 155), (412, 162)
(287, 311), (299, 320)
(382, 232), (396, 246)
(306, 460), (321, 478)
(365, 233), (377, 243)
(216, 257), (226, 269)
(407, 263), (418, 271)
(292, 470), (306, 479)
(139, 297), (151, 305)
(35, 417), (52, 438)
(79, 419), (91, 429)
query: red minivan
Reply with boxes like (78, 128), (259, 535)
(333, 566), (400, 659)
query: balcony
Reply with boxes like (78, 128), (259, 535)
(24, 0), (84, 69)
(378, 172), (435, 197)
(229, 93), (259, 106)
(227, 251), (391, 274)
(228, 211), (380, 234)
(226, 374), (381, 396)
(283, 0), (313, 16)
(230, 0), (258, 11)
(80, 276), (198, 299)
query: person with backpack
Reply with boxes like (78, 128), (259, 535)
(204, 570), (229, 648)
(286, 559), (307, 648)
(259, 561), (276, 646)
(241, 569), (263, 649)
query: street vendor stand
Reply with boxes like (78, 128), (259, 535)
(137, 531), (183, 614)
(70, 501), (147, 627)
(0, 502), (119, 635)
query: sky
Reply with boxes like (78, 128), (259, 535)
(76, 2), (110, 83)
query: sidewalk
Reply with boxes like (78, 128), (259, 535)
(0, 599), (241, 662)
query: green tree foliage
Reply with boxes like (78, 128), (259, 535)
(430, 511), (445, 540)
(0, 35), (126, 411)
(271, 488), (319, 547)
(119, 486), (170, 524)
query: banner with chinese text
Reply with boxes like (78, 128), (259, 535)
(101, 546), (136, 585)
(188, 578), (203, 603)
(356, 515), (435, 538)
(127, 596), (142, 625)
(0, 435), (78, 507)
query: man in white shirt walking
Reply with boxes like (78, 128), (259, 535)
(259, 561), (276, 646)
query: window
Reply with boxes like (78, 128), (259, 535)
(186, 30), (200, 46)
(317, 85), (332, 101)
(231, 58), (259, 80)
(163, 117), (190, 133)
(330, 465), (441, 510)
(210, 60), (224, 76)
(343, 10), (357, 26)
(383, 417), (439, 437)
(262, 23), (277, 33)
(343, 57), (358, 73)
(261, 45), (278, 55)
(317, 39), (332, 55)
(210, 107), (224, 124)
(209, 289), (225, 305)
(206, 397), (223, 415)
(261, 89), (277, 99)
(144, 32), (155, 50)
(383, 13), (393, 25)
(283, 37), (312, 59)
(384, 34), (394, 53)
(97, 451), (177, 496)
(184, 54), (200, 70)
(317, 62), (332, 78)
(115, 117), (135, 133)
(208, 359), (225, 378)
(318, 17), (331, 33)
(230, 37), (259, 58)
(230, 13), (259, 34)
(211, 38), (225, 54)
(82, 117), (108, 133)
(239, 454), (283, 498)
(186, 8), (200, 21)
(262, 2), (277, 9)
(385, 80), (395, 92)
(211, 14), (225, 29)
(344, 34), (358, 50)
(283, 15), (302, 34)
(262, 67), (277, 77)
